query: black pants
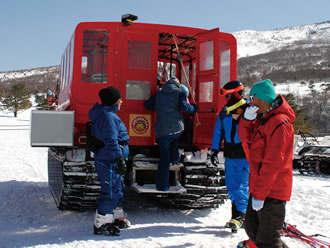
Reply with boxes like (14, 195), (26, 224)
(245, 195), (289, 248)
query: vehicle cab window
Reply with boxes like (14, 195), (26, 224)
(81, 30), (109, 83)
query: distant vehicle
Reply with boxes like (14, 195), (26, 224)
(293, 131), (330, 174)
(30, 15), (238, 210)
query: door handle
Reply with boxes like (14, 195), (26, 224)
(206, 108), (216, 113)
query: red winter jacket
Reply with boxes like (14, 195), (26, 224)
(238, 95), (296, 201)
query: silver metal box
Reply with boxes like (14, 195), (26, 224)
(30, 110), (74, 147)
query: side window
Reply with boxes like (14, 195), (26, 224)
(199, 40), (214, 71)
(180, 65), (190, 85)
(199, 81), (214, 102)
(220, 42), (230, 88)
(68, 37), (74, 87)
(126, 80), (151, 100)
(60, 55), (65, 90)
(81, 30), (109, 83)
(128, 41), (152, 69)
(192, 63), (196, 99)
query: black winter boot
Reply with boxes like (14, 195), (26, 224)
(225, 204), (246, 232)
(225, 204), (239, 228)
(114, 218), (131, 229)
(94, 223), (120, 236)
(93, 211), (120, 236)
(113, 207), (131, 229)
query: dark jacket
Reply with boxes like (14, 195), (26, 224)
(144, 80), (197, 138)
(238, 95), (296, 201)
(211, 109), (246, 159)
(88, 103), (129, 162)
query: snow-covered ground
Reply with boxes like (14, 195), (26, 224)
(239, 80), (329, 99)
(273, 81), (329, 98)
(0, 109), (329, 248)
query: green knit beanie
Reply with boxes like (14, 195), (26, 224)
(250, 79), (276, 104)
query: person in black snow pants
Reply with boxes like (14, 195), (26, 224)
(210, 80), (250, 232)
(88, 86), (130, 236)
(144, 76), (198, 191)
(238, 79), (295, 248)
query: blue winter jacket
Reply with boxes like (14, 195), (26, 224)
(211, 109), (246, 159)
(144, 80), (197, 138)
(88, 103), (129, 162)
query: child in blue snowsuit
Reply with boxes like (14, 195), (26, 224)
(210, 80), (249, 230)
(144, 77), (198, 191)
(89, 86), (130, 236)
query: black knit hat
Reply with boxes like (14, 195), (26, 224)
(99, 86), (122, 106)
(223, 80), (244, 96)
(223, 80), (242, 90)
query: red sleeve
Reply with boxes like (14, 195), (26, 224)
(238, 118), (256, 144)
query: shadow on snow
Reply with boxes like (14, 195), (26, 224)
(0, 180), (219, 247)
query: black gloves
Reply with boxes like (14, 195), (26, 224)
(210, 149), (219, 166)
(115, 157), (127, 175)
(191, 103), (199, 112)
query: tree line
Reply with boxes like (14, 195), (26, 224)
(0, 81), (328, 136)
(0, 83), (55, 117)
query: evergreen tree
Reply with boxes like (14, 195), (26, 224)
(283, 93), (313, 133)
(35, 94), (49, 110)
(301, 91), (330, 135)
(1, 83), (32, 117)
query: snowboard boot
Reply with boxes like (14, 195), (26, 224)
(229, 216), (244, 233)
(225, 204), (245, 232)
(94, 223), (120, 236)
(114, 218), (131, 229)
(93, 211), (120, 236)
(225, 204), (239, 227)
(113, 207), (131, 229)
(237, 239), (257, 248)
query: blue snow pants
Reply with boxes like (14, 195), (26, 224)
(156, 132), (182, 191)
(225, 158), (249, 213)
(94, 159), (124, 215)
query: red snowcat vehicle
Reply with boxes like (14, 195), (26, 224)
(30, 15), (238, 210)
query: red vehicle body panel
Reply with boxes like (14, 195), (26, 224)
(57, 22), (237, 148)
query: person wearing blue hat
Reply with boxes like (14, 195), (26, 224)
(238, 79), (296, 248)
(144, 77), (198, 191)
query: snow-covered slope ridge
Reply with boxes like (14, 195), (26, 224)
(233, 21), (330, 58)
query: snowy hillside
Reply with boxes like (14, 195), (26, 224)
(271, 81), (327, 98)
(0, 108), (329, 248)
(233, 21), (330, 58)
(0, 66), (59, 81)
(235, 21), (330, 94)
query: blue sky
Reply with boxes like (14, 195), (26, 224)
(1, 0), (329, 72)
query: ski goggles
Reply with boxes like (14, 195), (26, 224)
(219, 85), (244, 96)
(225, 98), (246, 114)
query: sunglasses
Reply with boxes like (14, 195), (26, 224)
(219, 85), (244, 96)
